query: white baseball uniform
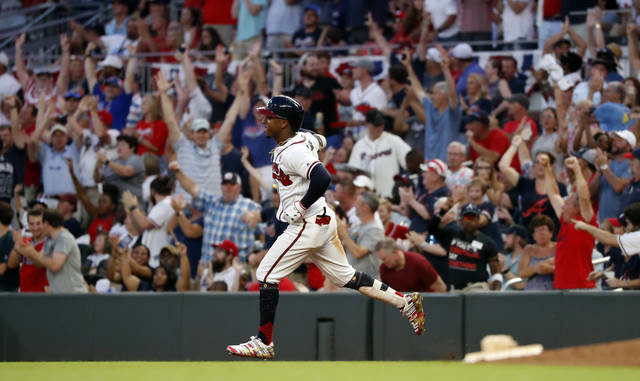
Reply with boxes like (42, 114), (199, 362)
(348, 131), (411, 198)
(256, 131), (356, 286)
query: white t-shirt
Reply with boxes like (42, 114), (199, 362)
(348, 132), (411, 198)
(100, 35), (138, 57)
(0, 72), (21, 98)
(446, 166), (474, 191)
(212, 266), (238, 291)
(141, 196), (175, 267)
(618, 231), (640, 257)
(572, 81), (601, 106)
(424, 0), (459, 39)
(181, 87), (212, 125)
(350, 82), (387, 122)
(502, 0), (534, 42)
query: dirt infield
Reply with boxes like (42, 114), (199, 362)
(496, 338), (640, 367)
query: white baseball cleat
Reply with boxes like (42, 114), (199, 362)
(226, 336), (275, 359)
(401, 292), (425, 335)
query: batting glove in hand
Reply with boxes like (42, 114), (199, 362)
(282, 201), (306, 224)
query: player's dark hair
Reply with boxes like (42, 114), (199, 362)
(43, 209), (64, 228)
(624, 202), (640, 229)
(0, 201), (12, 225)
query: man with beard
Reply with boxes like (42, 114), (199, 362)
(210, 239), (240, 291)
(292, 54), (341, 142)
(501, 224), (527, 289)
(426, 202), (502, 291)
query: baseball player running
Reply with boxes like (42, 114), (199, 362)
(225, 95), (425, 359)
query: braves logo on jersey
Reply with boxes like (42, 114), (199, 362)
(272, 163), (292, 186)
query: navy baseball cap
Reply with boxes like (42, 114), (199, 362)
(463, 110), (489, 125)
(505, 224), (528, 239)
(304, 4), (321, 16)
(222, 172), (242, 186)
(365, 109), (385, 126)
(461, 203), (481, 217)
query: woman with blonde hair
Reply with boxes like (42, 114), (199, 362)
(461, 73), (492, 115)
(135, 94), (168, 157)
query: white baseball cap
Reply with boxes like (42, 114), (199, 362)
(450, 43), (473, 60)
(420, 159), (449, 177)
(613, 130), (637, 148)
(50, 124), (67, 135)
(353, 175), (372, 189)
(98, 55), (123, 69)
(191, 118), (210, 132)
(426, 48), (442, 63)
(0, 52), (8, 68)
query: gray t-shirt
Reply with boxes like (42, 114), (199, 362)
(346, 220), (384, 279)
(43, 229), (87, 293)
(103, 154), (145, 199)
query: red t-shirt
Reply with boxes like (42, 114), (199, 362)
(136, 120), (168, 156)
(24, 124), (41, 187)
(469, 128), (518, 170)
(554, 214), (597, 289)
(19, 238), (48, 292)
(385, 222), (409, 240)
(503, 117), (538, 140)
(543, 0), (562, 19)
(185, 0), (236, 25)
(306, 263), (325, 290)
(88, 215), (114, 243)
(247, 277), (296, 292)
(379, 251), (439, 292)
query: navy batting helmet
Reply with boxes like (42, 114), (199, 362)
(257, 95), (304, 131)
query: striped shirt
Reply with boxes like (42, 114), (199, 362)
(194, 189), (261, 262)
(173, 134), (222, 200)
(126, 93), (142, 129)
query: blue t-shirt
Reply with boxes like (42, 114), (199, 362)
(621, 178), (640, 213)
(455, 62), (485, 98)
(422, 96), (463, 161)
(409, 185), (450, 233)
(93, 83), (134, 131)
(236, 0), (267, 42)
(599, 159), (631, 220)
(173, 215), (204, 279)
(233, 112), (275, 168)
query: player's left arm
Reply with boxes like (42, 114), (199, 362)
(300, 163), (331, 209)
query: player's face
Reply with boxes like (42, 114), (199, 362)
(153, 267), (168, 288)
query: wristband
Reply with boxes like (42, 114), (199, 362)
(489, 273), (504, 284)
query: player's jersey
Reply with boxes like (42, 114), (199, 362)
(272, 131), (326, 222)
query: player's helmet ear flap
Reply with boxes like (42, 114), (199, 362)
(257, 95), (305, 132)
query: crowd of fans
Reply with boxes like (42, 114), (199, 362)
(2, 0), (640, 294)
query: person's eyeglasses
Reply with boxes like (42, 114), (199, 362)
(477, 166), (491, 170)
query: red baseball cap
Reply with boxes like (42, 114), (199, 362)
(98, 110), (113, 128)
(212, 239), (239, 257)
